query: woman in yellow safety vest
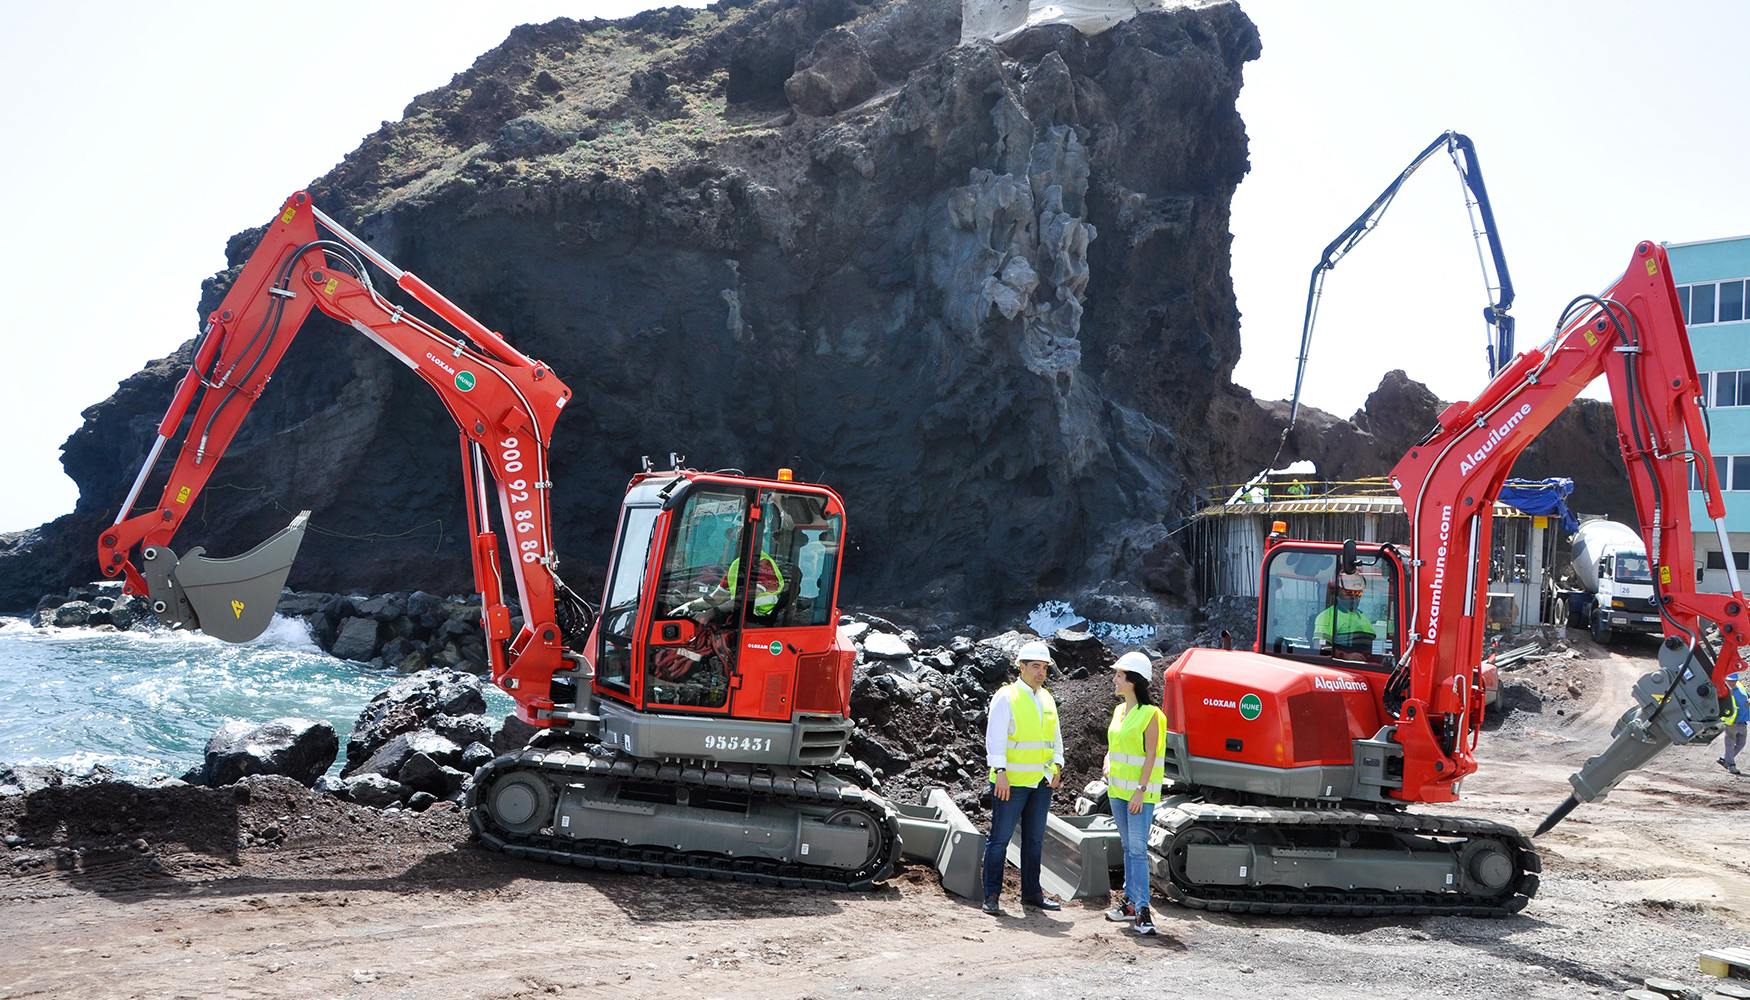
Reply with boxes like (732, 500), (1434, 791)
(1104, 649), (1165, 935)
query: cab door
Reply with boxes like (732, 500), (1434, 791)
(732, 488), (846, 721)
(640, 485), (751, 714)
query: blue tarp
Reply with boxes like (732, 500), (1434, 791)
(1499, 477), (1579, 532)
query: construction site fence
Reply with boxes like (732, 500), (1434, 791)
(1196, 478), (1399, 507)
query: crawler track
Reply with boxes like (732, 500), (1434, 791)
(468, 739), (901, 890)
(1152, 798), (1542, 917)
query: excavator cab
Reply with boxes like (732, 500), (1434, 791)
(1257, 541), (1405, 669)
(591, 470), (851, 726)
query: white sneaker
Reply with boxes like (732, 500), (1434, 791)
(1104, 901), (1135, 922)
(1132, 906), (1157, 935)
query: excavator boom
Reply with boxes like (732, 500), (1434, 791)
(97, 191), (575, 721)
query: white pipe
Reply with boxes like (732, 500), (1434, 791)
(310, 205), (405, 280)
(1717, 517), (1744, 596)
(114, 435), (167, 525)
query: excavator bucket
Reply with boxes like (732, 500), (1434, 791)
(141, 512), (310, 643)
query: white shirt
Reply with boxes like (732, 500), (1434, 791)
(985, 681), (1065, 772)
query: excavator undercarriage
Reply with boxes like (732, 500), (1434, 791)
(470, 736), (902, 889)
(1150, 796), (1540, 917)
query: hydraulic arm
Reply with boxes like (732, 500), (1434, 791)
(97, 191), (581, 722)
(1385, 240), (1749, 818)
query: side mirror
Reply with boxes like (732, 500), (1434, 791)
(1341, 539), (1359, 575)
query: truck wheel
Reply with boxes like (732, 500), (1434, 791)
(1589, 609), (1613, 645)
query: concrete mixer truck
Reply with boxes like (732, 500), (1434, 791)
(1561, 519), (1660, 643)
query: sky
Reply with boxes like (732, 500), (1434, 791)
(2, 1), (1747, 533)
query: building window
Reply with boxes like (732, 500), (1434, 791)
(1691, 454), (1750, 490)
(1707, 550), (1750, 571)
(1724, 280), (1746, 323)
(1699, 370), (1750, 408)
(1680, 279), (1750, 325)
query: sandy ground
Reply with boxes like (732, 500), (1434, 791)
(4, 635), (1750, 1000)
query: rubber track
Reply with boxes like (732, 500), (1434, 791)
(1152, 799), (1543, 918)
(467, 741), (901, 891)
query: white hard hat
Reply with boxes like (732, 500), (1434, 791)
(1112, 650), (1155, 680)
(1015, 639), (1053, 664)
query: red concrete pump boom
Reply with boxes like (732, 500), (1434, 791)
(97, 190), (580, 722)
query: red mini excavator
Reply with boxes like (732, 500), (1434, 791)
(1149, 241), (1749, 916)
(98, 192), (900, 887)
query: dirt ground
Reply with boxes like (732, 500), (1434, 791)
(4, 634), (1750, 1000)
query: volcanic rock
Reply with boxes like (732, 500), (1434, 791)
(0, 0), (1264, 619)
(344, 773), (409, 808)
(330, 616), (385, 662)
(350, 731), (464, 781)
(344, 669), (487, 775)
(862, 632), (915, 660)
(202, 718), (339, 788)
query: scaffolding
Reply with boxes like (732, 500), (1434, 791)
(1189, 477), (1560, 626)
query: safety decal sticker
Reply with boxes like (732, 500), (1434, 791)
(455, 371), (476, 392)
(323, 277), (339, 297)
(1239, 693), (1263, 721)
(1645, 258), (1659, 277)
(280, 207), (297, 224)
(175, 486), (191, 504)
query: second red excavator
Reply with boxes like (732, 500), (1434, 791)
(1141, 240), (1746, 915)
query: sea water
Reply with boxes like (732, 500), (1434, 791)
(0, 615), (513, 779)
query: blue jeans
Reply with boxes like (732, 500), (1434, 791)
(983, 781), (1053, 899)
(1109, 796), (1155, 909)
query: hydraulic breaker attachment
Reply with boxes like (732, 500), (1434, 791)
(141, 511), (310, 642)
(1537, 636), (1723, 835)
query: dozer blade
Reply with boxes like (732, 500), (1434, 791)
(159, 511), (310, 643)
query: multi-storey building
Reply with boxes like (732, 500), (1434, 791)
(1671, 234), (1750, 591)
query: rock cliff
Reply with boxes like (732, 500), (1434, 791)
(2, 0), (1264, 615)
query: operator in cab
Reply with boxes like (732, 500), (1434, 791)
(1315, 572), (1376, 661)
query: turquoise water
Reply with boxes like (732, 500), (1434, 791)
(0, 615), (514, 779)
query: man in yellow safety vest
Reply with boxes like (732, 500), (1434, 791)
(981, 639), (1064, 915)
(1719, 672), (1747, 775)
(1314, 572), (1376, 659)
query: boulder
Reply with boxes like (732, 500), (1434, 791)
(344, 773), (409, 808)
(863, 632), (915, 660)
(784, 27), (879, 117)
(203, 718), (339, 787)
(51, 601), (93, 628)
(406, 791), (439, 811)
(460, 741), (496, 770)
(314, 775), (350, 799)
(344, 668), (487, 773)
(351, 730), (463, 780)
(331, 615), (384, 661)
(399, 753), (468, 796)
(1046, 628), (1115, 675)
(491, 714), (541, 755)
(430, 713), (493, 748)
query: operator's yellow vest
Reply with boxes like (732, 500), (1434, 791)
(1107, 703), (1166, 804)
(989, 682), (1059, 787)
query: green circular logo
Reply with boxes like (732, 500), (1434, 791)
(1239, 693), (1263, 721)
(769, 640), (783, 656)
(455, 371), (476, 392)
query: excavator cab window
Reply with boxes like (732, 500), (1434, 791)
(644, 487), (751, 710)
(598, 505), (661, 694)
(1260, 546), (1399, 670)
(743, 491), (842, 630)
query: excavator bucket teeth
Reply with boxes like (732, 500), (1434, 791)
(169, 511), (310, 643)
